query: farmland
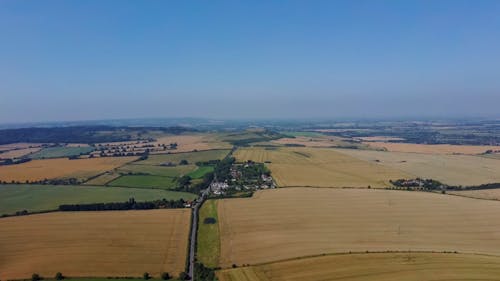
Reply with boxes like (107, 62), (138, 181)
(151, 134), (231, 152)
(234, 147), (409, 188)
(271, 136), (371, 149)
(117, 163), (196, 177)
(448, 189), (500, 201)
(136, 149), (230, 166)
(365, 141), (500, 155)
(108, 175), (178, 189)
(336, 148), (500, 186)
(0, 209), (191, 280)
(0, 157), (136, 182)
(0, 184), (196, 215)
(29, 146), (95, 159)
(187, 165), (214, 179)
(0, 147), (42, 159)
(218, 188), (500, 267)
(197, 200), (220, 268)
(217, 252), (500, 281)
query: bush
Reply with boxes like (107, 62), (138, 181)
(161, 272), (171, 280)
(32, 273), (42, 281)
(143, 272), (150, 280)
(179, 272), (189, 280)
(55, 272), (64, 280)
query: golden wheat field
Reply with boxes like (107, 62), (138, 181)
(336, 148), (500, 186)
(0, 147), (41, 159)
(234, 147), (409, 188)
(217, 252), (500, 281)
(218, 188), (500, 268)
(152, 134), (231, 153)
(365, 142), (500, 154)
(448, 189), (500, 201)
(0, 157), (136, 182)
(0, 209), (191, 280)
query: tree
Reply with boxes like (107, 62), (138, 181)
(32, 273), (41, 281)
(55, 272), (64, 280)
(161, 272), (171, 280)
(143, 272), (150, 280)
(179, 272), (188, 280)
(179, 159), (188, 165)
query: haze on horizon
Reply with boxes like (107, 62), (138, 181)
(1, 0), (500, 124)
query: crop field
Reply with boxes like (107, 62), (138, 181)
(108, 175), (178, 189)
(0, 184), (196, 215)
(29, 146), (95, 159)
(336, 149), (500, 186)
(0, 157), (136, 182)
(218, 188), (500, 267)
(152, 134), (232, 153)
(187, 165), (214, 179)
(83, 172), (122, 185)
(0, 147), (41, 159)
(0, 209), (191, 280)
(197, 200), (220, 267)
(271, 136), (370, 149)
(217, 252), (500, 281)
(365, 142), (500, 155)
(118, 163), (196, 177)
(447, 189), (500, 201)
(137, 149), (230, 166)
(234, 147), (409, 188)
(0, 142), (45, 150)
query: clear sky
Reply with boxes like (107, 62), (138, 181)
(1, 0), (499, 123)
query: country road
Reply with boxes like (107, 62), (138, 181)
(187, 186), (210, 280)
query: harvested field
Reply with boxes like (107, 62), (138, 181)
(336, 149), (500, 186)
(217, 252), (500, 281)
(0, 157), (136, 182)
(0, 147), (41, 159)
(218, 188), (500, 267)
(137, 150), (230, 166)
(448, 189), (500, 201)
(272, 136), (370, 149)
(0, 142), (45, 150)
(365, 142), (500, 155)
(234, 147), (409, 188)
(0, 184), (196, 215)
(83, 172), (121, 185)
(152, 134), (231, 153)
(0, 209), (191, 280)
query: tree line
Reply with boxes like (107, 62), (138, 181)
(59, 198), (188, 211)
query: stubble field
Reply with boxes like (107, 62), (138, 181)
(234, 147), (409, 188)
(0, 209), (191, 280)
(217, 252), (500, 281)
(336, 148), (500, 186)
(0, 156), (136, 182)
(217, 188), (500, 268)
(365, 142), (500, 155)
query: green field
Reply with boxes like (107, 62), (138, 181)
(29, 146), (94, 159)
(108, 175), (178, 189)
(118, 163), (196, 177)
(187, 165), (214, 179)
(281, 131), (325, 137)
(137, 150), (230, 166)
(0, 184), (196, 215)
(197, 199), (220, 267)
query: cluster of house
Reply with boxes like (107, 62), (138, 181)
(210, 181), (230, 195)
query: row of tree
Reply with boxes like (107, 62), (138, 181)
(59, 198), (188, 211)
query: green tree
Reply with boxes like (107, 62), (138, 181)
(55, 272), (64, 280)
(143, 272), (150, 280)
(32, 273), (41, 281)
(161, 272), (171, 280)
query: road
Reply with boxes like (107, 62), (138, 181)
(187, 186), (210, 280)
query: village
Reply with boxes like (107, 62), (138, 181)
(209, 160), (275, 196)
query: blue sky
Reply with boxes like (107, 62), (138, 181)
(1, 0), (499, 123)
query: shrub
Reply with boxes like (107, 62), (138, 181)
(161, 272), (171, 280)
(55, 272), (64, 280)
(32, 273), (42, 281)
(143, 272), (150, 280)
